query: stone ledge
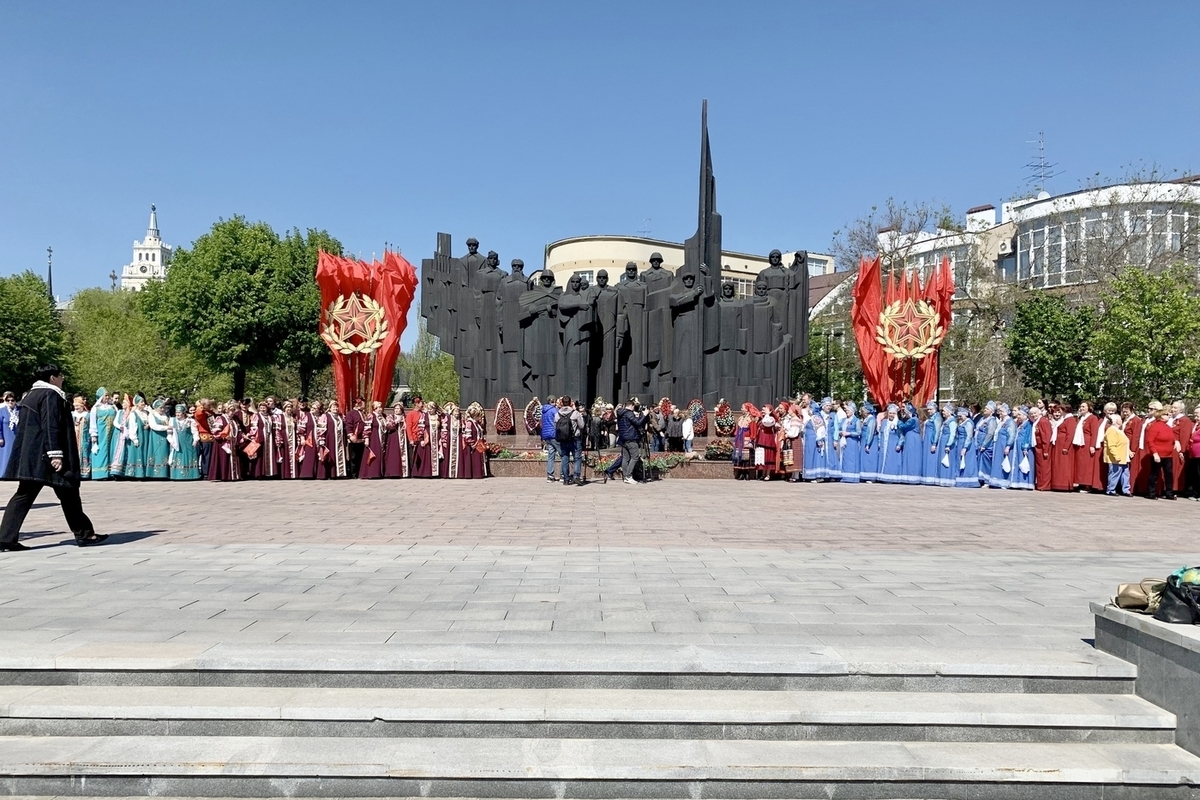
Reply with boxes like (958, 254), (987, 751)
(1093, 602), (1200, 757)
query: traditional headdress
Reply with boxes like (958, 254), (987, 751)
(95, 387), (107, 401)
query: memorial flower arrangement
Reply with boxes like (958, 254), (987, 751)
(686, 398), (707, 435)
(494, 397), (515, 434)
(714, 399), (735, 437)
(704, 439), (734, 461)
(523, 397), (542, 435)
(484, 442), (507, 458)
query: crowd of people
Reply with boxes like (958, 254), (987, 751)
(727, 394), (1200, 499)
(2, 382), (1198, 500)
(0, 390), (490, 483)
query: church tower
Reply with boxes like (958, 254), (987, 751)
(120, 205), (173, 291)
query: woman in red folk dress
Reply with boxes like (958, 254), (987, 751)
(296, 401), (318, 480)
(459, 403), (487, 479)
(755, 404), (780, 481)
(359, 401), (387, 480)
(1031, 406), (1053, 491)
(1071, 401), (1104, 492)
(278, 400), (299, 479)
(438, 402), (461, 479)
(207, 401), (242, 482)
(316, 400), (348, 480)
(384, 403), (409, 479)
(1048, 403), (1076, 491)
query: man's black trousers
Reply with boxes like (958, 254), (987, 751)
(0, 481), (95, 545)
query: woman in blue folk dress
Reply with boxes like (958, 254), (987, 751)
(803, 407), (828, 481)
(859, 402), (880, 482)
(900, 404), (923, 485)
(935, 403), (958, 487)
(920, 401), (941, 486)
(169, 404), (201, 481)
(974, 401), (998, 486)
(122, 394), (149, 480)
(1009, 407), (1036, 490)
(821, 398), (842, 481)
(89, 389), (118, 480)
(839, 401), (862, 483)
(0, 391), (18, 477)
(878, 404), (905, 483)
(146, 399), (173, 480)
(954, 407), (979, 488)
(987, 403), (1017, 489)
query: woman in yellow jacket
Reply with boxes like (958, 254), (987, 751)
(1102, 413), (1131, 496)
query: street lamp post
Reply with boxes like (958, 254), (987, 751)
(823, 330), (844, 398)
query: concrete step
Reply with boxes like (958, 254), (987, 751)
(0, 687), (1174, 743)
(0, 642), (1137, 694)
(0, 736), (1197, 798)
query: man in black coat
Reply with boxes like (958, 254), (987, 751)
(0, 365), (106, 550)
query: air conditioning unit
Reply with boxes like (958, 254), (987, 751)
(998, 239), (1014, 255)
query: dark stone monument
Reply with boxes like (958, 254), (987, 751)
(496, 259), (527, 398)
(616, 262), (648, 402)
(588, 269), (620, 403)
(518, 271), (559, 400)
(420, 101), (809, 408)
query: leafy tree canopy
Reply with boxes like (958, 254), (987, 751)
(1093, 266), (1200, 403)
(0, 272), (68, 394)
(1005, 294), (1099, 402)
(63, 288), (225, 401)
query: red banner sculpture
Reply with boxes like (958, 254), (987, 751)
(316, 250), (418, 409)
(851, 255), (954, 406)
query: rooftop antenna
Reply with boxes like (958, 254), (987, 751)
(636, 218), (652, 238)
(46, 246), (53, 299)
(1024, 131), (1062, 195)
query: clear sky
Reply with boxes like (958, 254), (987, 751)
(2, 1), (1197, 348)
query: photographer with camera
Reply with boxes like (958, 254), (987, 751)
(602, 398), (647, 485)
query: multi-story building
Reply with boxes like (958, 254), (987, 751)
(119, 205), (172, 291)
(542, 234), (846, 312)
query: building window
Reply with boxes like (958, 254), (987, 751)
(151, 252), (156, 262)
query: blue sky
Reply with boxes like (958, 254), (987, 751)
(2, 1), (1197, 348)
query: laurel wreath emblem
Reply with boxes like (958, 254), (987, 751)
(875, 298), (946, 360)
(320, 293), (389, 355)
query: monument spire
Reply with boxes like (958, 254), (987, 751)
(147, 204), (159, 239)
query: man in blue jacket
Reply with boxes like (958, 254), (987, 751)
(603, 398), (647, 485)
(541, 397), (561, 483)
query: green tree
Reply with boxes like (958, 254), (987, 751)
(399, 317), (459, 404)
(265, 228), (342, 399)
(63, 288), (226, 401)
(1006, 294), (1099, 402)
(1092, 266), (1200, 403)
(0, 271), (68, 393)
(142, 217), (281, 399)
(791, 328), (863, 400)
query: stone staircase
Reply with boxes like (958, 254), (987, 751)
(0, 650), (1197, 799)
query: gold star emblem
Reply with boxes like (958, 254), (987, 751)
(321, 293), (388, 355)
(875, 298), (945, 360)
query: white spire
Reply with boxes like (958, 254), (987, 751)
(147, 204), (159, 239)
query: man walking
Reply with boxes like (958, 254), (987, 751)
(604, 398), (646, 485)
(0, 365), (107, 550)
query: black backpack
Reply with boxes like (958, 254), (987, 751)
(555, 411), (574, 443)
